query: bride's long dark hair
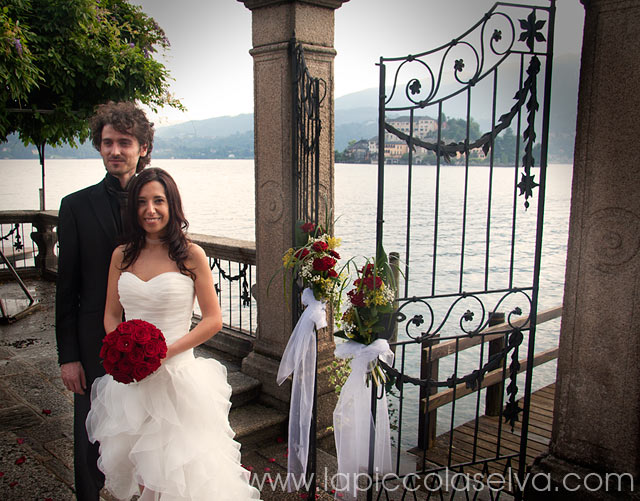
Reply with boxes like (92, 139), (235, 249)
(120, 168), (195, 278)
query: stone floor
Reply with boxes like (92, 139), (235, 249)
(0, 277), (512, 501)
(0, 278), (339, 501)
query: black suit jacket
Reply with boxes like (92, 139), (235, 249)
(55, 178), (120, 384)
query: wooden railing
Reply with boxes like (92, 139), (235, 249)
(418, 305), (562, 448)
(0, 211), (257, 342)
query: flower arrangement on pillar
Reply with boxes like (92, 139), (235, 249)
(275, 220), (346, 491)
(331, 247), (397, 499)
(334, 248), (397, 386)
(281, 221), (346, 315)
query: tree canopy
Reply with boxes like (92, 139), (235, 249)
(1, 0), (183, 147)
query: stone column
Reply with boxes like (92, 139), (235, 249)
(239, 0), (347, 425)
(527, 1), (640, 498)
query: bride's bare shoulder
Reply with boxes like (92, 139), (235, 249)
(186, 243), (207, 267)
(111, 244), (126, 264)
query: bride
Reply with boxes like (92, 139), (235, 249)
(86, 168), (261, 500)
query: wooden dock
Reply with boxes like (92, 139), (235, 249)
(411, 383), (555, 477)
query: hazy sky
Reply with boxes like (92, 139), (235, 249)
(137, 0), (585, 125)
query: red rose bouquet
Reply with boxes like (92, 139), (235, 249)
(100, 319), (168, 384)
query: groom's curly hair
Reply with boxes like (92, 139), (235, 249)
(120, 168), (194, 279)
(90, 101), (155, 172)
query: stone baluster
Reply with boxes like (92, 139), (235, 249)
(31, 215), (58, 280)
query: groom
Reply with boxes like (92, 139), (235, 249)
(55, 101), (154, 500)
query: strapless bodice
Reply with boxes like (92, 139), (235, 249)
(118, 271), (195, 345)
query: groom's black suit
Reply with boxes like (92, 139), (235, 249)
(56, 175), (122, 500)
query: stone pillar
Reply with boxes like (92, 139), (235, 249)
(527, 1), (640, 498)
(239, 0), (347, 425)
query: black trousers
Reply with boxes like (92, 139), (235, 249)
(74, 391), (104, 501)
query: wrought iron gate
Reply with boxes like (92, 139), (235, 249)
(371, 2), (555, 499)
(290, 38), (325, 495)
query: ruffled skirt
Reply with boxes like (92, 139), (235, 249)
(87, 352), (261, 500)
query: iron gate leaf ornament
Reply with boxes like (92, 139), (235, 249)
(519, 10), (547, 52)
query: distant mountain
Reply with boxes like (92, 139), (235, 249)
(154, 113), (254, 139)
(1, 55), (579, 162)
(332, 53), (580, 160)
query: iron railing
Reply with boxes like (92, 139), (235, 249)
(0, 211), (257, 338)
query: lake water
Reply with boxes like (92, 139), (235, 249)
(0, 158), (573, 439)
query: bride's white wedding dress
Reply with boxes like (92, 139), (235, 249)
(86, 271), (261, 500)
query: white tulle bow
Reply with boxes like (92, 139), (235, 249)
(333, 339), (394, 500)
(276, 288), (327, 489)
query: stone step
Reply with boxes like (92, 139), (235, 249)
(227, 369), (262, 408)
(194, 344), (262, 409)
(202, 327), (254, 365)
(194, 337), (287, 447)
(229, 402), (288, 447)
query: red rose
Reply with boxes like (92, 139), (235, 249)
(115, 334), (134, 353)
(118, 321), (135, 334)
(132, 327), (151, 344)
(328, 269), (338, 278)
(106, 346), (122, 364)
(144, 338), (162, 357)
(294, 248), (310, 259)
(103, 330), (119, 346)
(312, 256), (337, 272)
(103, 359), (115, 374)
(312, 241), (328, 252)
(111, 369), (133, 384)
(348, 290), (366, 307)
(99, 343), (109, 359)
(301, 222), (315, 233)
(132, 363), (152, 381)
(361, 263), (375, 277)
(147, 357), (162, 373)
(127, 347), (145, 364)
(118, 358), (133, 374)
(363, 275), (383, 290)
(329, 250), (341, 259)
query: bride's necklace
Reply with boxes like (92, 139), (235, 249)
(145, 236), (164, 245)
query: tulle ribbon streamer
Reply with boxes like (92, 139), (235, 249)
(276, 288), (327, 490)
(333, 339), (394, 500)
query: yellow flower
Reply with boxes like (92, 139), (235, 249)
(326, 236), (341, 250)
(282, 248), (295, 268)
(342, 307), (354, 324)
(372, 291), (387, 306)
